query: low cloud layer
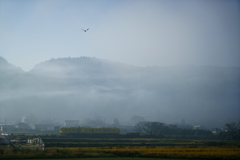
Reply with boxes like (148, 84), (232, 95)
(0, 57), (239, 128)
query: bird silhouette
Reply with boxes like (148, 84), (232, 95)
(82, 28), (89, 32)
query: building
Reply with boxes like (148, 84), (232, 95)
(0, 124), (15, 131)
(32, 124), (53, 131)
(64, 120), (80, 127)
(193, 125), (206, 130)
(0, 134), (45, 150)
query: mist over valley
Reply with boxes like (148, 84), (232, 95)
(0, 56), (239, 129)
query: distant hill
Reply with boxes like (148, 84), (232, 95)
(0, 57), (239, 128)
(0, 56), (23, 75)
(0, 56), (24, 90)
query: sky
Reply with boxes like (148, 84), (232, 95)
(0, 0), (240, 71)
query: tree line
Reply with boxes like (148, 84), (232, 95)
(133, 121), (240, 140)
(217, 121), (240, 140)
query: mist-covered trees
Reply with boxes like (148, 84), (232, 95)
(134, 121), (240, 140)
(225, 121), (240, 131)
(134, 122), (165, 135)
(217, 121), (240, 140)
(134, 121), (213, 137)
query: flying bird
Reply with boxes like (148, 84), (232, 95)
(82, 28), (89, 32)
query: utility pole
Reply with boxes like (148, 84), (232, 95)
(0, 108), (2, 124)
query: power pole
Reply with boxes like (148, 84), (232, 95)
(0, 108), (2, 124)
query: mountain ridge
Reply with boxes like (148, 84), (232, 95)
(0, 56), (239, 128)
(0, 56), (24, 74)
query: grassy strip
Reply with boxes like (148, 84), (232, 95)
(44, 142), (203, 148)
(0, 147), (240, 159)
(42, 139), (161, 143)
(44, 140), (239, 148)
(42, 138), (200, 143)
(42, 138), (239, 146)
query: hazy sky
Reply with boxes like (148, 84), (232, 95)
(1, 0), (240, 71)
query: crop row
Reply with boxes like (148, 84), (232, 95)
(74, 148), (240, 158)
(1, 147), (240, 159)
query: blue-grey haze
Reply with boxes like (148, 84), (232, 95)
(0, 56), (239, 128)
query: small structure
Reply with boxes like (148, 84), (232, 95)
(32, 124), (53, 131)
(193, 125), (205, 130)
(64, 120), (79, 127)
(0, 134), (44, 150)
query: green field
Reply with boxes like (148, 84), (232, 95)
(41, 137), (240, 148)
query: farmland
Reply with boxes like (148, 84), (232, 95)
(0, 137), (240, 159)
(0, 147), (240, 159)
(41, 136), (240, 148)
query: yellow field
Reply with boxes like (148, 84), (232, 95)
(1, 147), (240, 159)
(77, 147), (240, 158)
